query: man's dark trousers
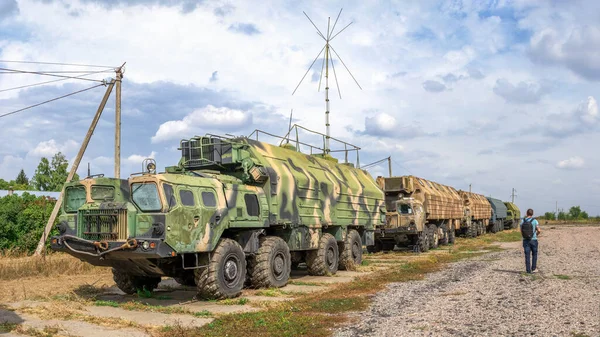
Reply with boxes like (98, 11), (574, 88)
(523, 239), (538, 273)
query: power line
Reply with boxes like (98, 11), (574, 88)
(0, 60), (116, 68)
(0, 70), (111, 93)
(0, 70), (114, 74)
(0, 67), (105, 83)
(0, 83), (106, 119)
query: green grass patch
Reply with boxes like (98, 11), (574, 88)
(220, 297), (250, 305)
(360, 259), (371, 266)
(136, 287), (153, 298)
(255, 289), (284, 297)
(0, 322), (18, 333)
(555, 274), (572, 280)
(287, 281), (323, 287)
(570, 332), (590, 337)
(94, 300), (119, 308)
(193, 310), (212, 317)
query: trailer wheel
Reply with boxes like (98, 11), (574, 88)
(247, 236), (291, 288)
(448, 228), (456, 244)
(468, 222), (477, 238)
(439, 225), (449, 245)
(339, 230), (362, 270)
(112, 268), (161, 295)
(195, 238), (246, 300)
(428, 225), (439, 249)
(306, 233), (339, 276)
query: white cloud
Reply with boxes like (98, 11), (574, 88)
(152, 105), (251, 143)
(27, 139), (79, 158)
(577, 96), (598, 125)
(556, 156), (585, 169)
(492, 79), (548, 104)
(126, 151), (156, 164)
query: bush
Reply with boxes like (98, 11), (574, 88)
(0, 193), (57, 254)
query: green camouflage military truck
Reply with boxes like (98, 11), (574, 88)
(51, 131), (385, 299)
(504, 201), (521, 229)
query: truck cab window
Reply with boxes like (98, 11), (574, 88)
(163, 183), (177, 210)
(180, 189), (195, 206)
(399, 204), (412, 214)
(244, 194), (259, 217)
(202, 191), (217, 207)
(132, 183), (161, 212)
(65, 186), (86, 213)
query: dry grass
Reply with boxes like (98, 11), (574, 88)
(0, 253), (103, 281)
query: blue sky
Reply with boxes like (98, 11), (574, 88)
(1, 0), (599, 215)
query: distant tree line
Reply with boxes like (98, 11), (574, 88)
(538, 206), (600, 221)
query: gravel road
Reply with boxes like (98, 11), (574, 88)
(335, 226), (600, 337)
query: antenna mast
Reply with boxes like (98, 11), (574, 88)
(292, 8), (362, 154)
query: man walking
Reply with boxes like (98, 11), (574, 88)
(520, 208), (541, 274)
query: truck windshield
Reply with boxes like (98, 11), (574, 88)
(131, 183), (161, 212)
(65, 186), (86, 213)
(399, 204), (412, 214)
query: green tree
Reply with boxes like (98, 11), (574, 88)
(581, 211), (589, 219)
(569, 206), (582, 219)
(31, 153), (79, 191)
(557, 211), (568, 220)
(31, 158), (52, 191)
(543, 212), (556, 220)
(15, 169), (29, 186)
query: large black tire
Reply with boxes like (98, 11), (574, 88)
(412, 231), (429, 253)
(448, 227), (456, 244)
(306, 233), (338, 276)
(174, 270), (197, 287)
(429, 225), (439, 249)
(468, 222), (477, 238)
(195, 238), (246, 300)
(247, 236), (291, 288)
(338, 230), (363, 270)
(112, 268), (161, 295)
(439, 225), (449, 245)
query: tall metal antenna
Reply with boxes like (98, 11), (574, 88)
(286, 109), (293, 144)
(292, 8), (362, 154)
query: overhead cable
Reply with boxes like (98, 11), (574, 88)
(0, 69), (111, 93)
(0, 83), (105, 119)
(0, 67), (105, 83)
(0, 60), (116, 68)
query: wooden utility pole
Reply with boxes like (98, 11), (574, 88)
(34, 80), (116, 256)
(115, 65), (124, 178)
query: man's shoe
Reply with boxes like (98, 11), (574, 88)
(532, 269), (538, 273)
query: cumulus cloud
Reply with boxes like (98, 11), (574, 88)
(0, 0), (18, 21)
(358, 113), (428, 139)
(422, 80), (447, 93)
(27, 139), (79, 158)
(577, 96), (598, 125)
(492, 79), (548, 104)
(126, 151), (157, 165)
(228, 23), (261, 36)
(556, 156), (584, 169)
(79, 0), (200, 13)
(528, 26), (600, 80)
(152, 105), (251, 143)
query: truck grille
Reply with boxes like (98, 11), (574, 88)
(79, 209), (128, 241)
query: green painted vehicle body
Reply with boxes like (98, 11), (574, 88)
(51, 135), (384, 277)
(504, 202), (521, 229)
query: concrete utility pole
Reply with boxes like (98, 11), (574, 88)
(469, 184), (472, 193)
(556, 201), (558, 220)
(34, 80), (116, 256)
(511, 188), (517, 203)
(115, 65), (124, 179)
(387, 156), (392, 177)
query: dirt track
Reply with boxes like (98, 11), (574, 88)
(335, 225), (600, 337)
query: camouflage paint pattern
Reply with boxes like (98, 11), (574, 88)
(54, 135), (385, 259)
(459, 190), (492, 223)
